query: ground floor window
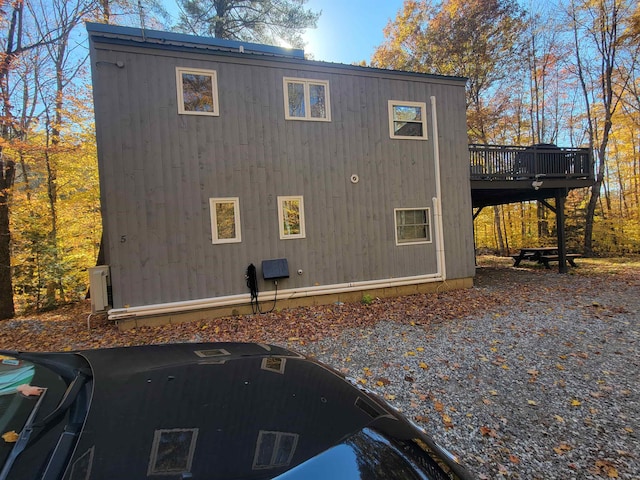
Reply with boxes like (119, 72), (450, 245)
(210, 197), (241, 244)
(278, 196), (305, 239)
(394, 208), (431, 245)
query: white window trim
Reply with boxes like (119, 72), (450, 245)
(394, 207), (432, 246)
(210, 197), (241, 244)
(176, 67), (220, 116)
(277, 196), (306, 239)
(388, 100), (428, 140)
(283, 77), (331, 122)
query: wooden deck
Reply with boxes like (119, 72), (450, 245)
(469, 144), (594, 208)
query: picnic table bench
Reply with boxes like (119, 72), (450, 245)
(512, 247), (581, 269)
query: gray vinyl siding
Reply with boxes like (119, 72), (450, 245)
(90, 37), (475, 309)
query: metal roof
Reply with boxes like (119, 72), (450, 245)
(86, 22), (305, 59)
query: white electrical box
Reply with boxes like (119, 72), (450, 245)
(89, 266), (111, 313)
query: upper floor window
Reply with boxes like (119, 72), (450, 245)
(388, 101), (427, 140)
(277, 196), (306, 239)
(283, 78), (330, 121)
(177, 67), (219, 116)
(394, 208), (432, 245)
(210, 197), (241, 244)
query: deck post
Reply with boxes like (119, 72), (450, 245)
(556, 190), (568, 273)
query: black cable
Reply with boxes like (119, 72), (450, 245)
(246, 264), (260, 314)
(263, 281), (278, 314)
(245, 264), (278, 314)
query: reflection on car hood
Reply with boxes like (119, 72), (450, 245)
(67, 342), (420, 480)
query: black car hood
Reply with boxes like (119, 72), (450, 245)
(66, 343), (406, 480)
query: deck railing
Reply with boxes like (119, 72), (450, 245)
(469, 144), (592, 181)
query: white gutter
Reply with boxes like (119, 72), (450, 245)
(431, 95), (447, 280)
(108, 98), (449, 321)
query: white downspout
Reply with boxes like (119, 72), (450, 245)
(431, 96), (447, 280)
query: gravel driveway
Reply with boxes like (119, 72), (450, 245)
(293, 262), (640, 479)
(2, 258), (638, 478)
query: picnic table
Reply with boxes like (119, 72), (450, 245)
(512, 247), (580, 269)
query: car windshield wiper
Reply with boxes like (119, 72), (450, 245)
(0, 352), (92, 480)
(0, 387), (48, 480)
(0, 350), (91, 383)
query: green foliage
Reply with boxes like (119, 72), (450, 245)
(474, 194), (588, 255)
(361, 294), (374, 306)
(10, 119), (101, 313)
(474, 188), (640, 256)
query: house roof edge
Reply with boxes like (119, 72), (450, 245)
(85, 22), (468, 85)
(85, 22), (305, 59)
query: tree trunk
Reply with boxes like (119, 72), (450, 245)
(584, 154), (606, 256)
(101, 0), (110, 22)
(537, 201), (547, 239)
(0, 4), (22, 319)
(0, 159), (15, 319)
(493, 205), (505, 255)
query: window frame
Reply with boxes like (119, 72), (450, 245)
(210, 197), (241, 244)
(388, 100), (428, 140)
(176, 67), (220, 116)
(394, 207), (432, 246)
(261, 357), (287, 374)
(147, 428), (199, 476)
(252, 431), (299, 470)
(283, 77), (331, 122)
(277, 196), (306, 240)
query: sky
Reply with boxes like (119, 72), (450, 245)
(157, 0), (403, 65)
(300, 0), (402, 64)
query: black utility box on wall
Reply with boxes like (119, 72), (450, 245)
(262, 258), (289, 280)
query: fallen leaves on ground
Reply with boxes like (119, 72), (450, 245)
(0, 282), (509, 352)
(553, 443), (573, 455)
(2, 257), (637, 354)
(592, 459), (619, 478)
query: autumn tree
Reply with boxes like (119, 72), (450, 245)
(97, 0), (169, 27)
(0, 0), (64, 318)
(524, 3), (572, 146)
(175, 0), (320, 47)
(373, 0), (526, 141)
(22, 0), (99, 306)
(372, 0), (526, 254)
(0, 0), (107, 318)
(567, 0), (637, 255)
(624, 0), (640, 40)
